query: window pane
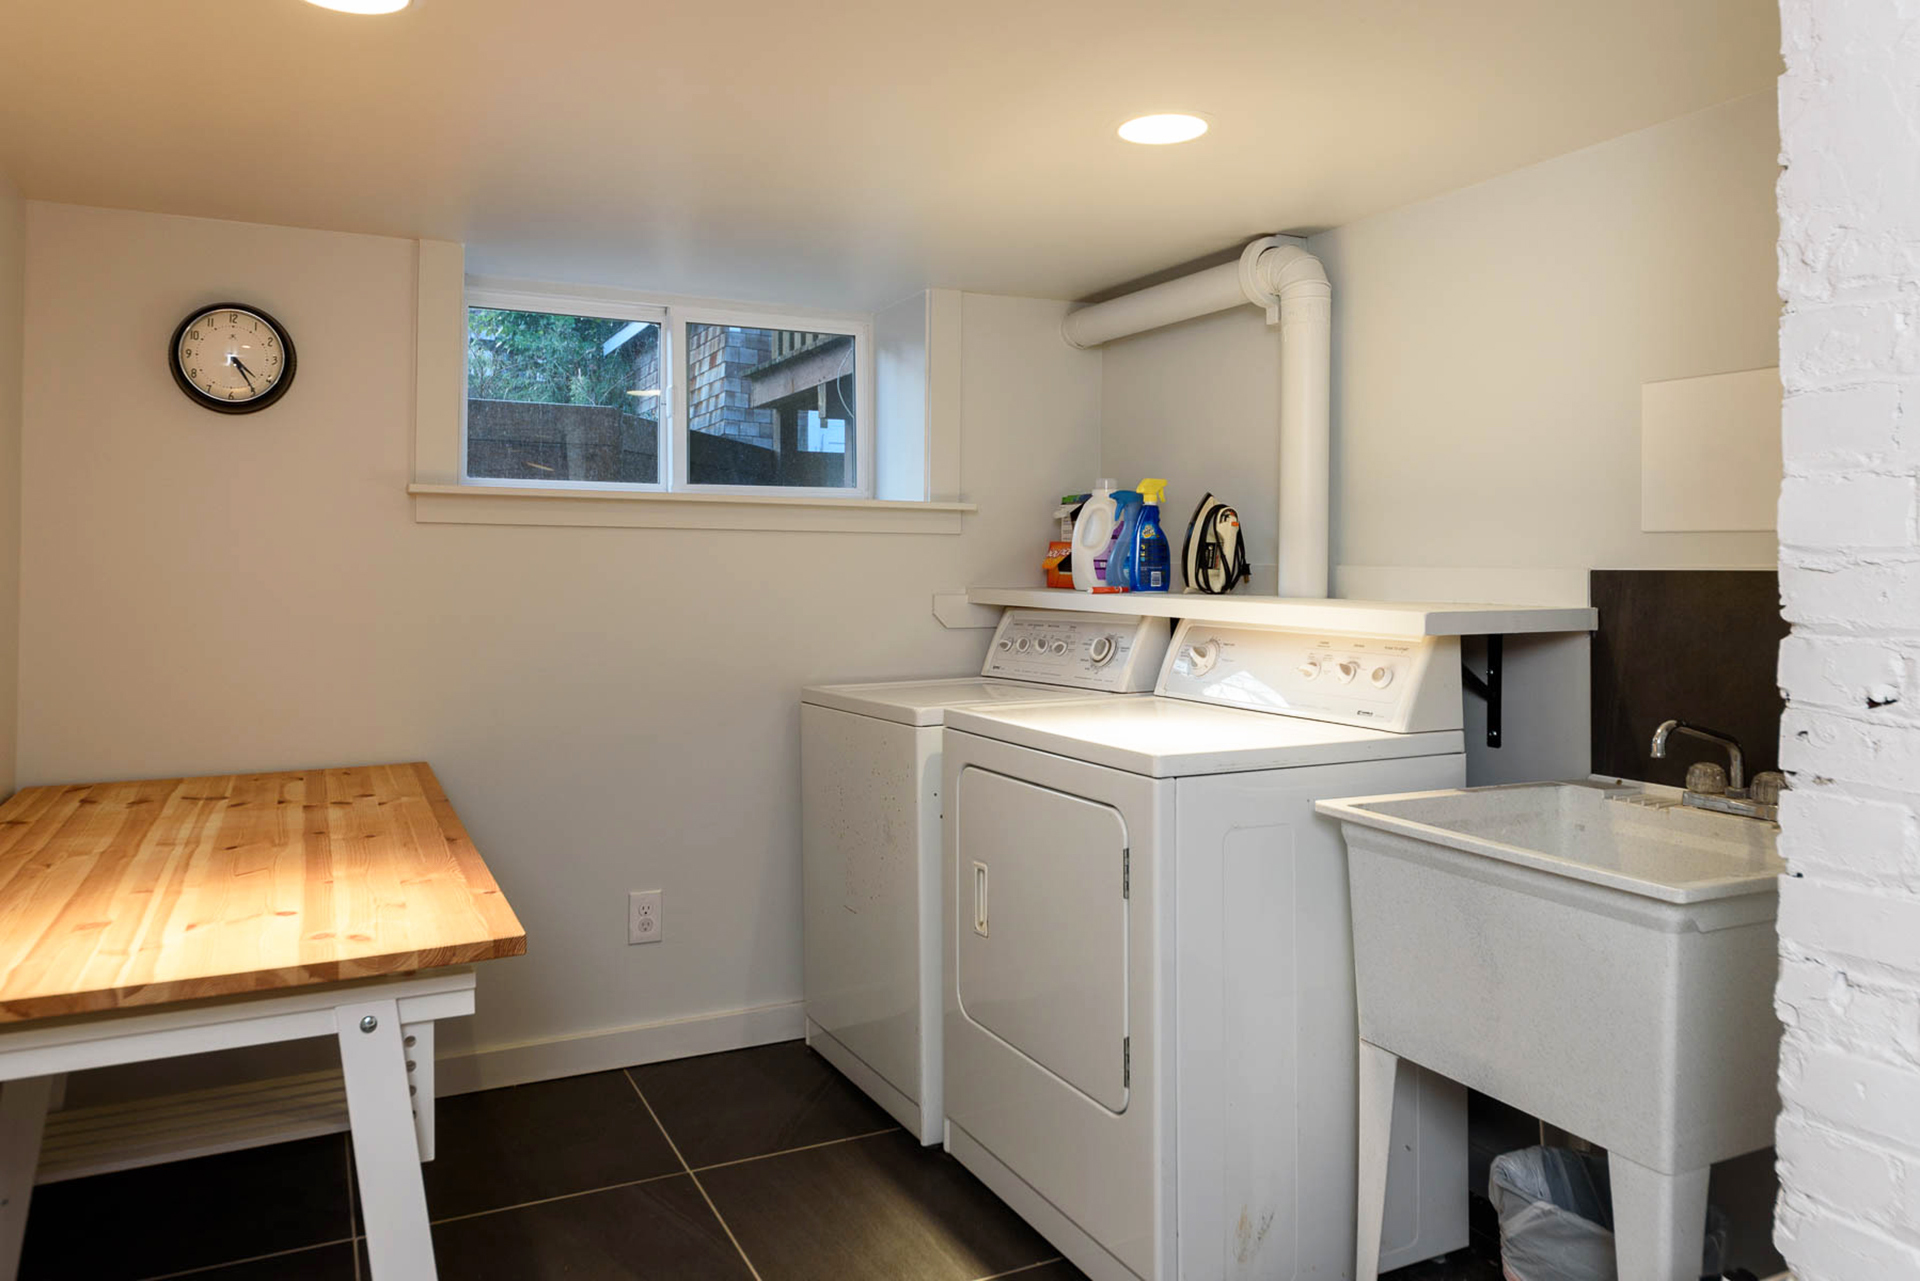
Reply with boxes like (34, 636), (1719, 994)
(466, 307), (661, 484)
(685, 324), (856, 488)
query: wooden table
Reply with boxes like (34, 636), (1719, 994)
(0, 763), (526, 1281)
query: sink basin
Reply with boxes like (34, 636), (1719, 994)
(1316, 779), (1783, 1208)
(1324, 780), (1781, 904)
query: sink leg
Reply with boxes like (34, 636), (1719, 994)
(1608, 1151), (1709, 1281)
(1356, 1040), (1399, 1279)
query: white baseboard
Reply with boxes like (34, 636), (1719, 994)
(434, 1000), (806, 1097)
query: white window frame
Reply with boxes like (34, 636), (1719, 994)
(669, 304), (874, 500)
(410, 246), (970, 534)
(462, 287), (875, 501)
(462, 285), (671, 493)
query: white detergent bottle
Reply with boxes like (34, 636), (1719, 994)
(1070, 478), (1121, 591)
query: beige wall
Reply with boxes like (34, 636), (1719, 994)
(0, 169), (21, 798)
(17, 202), (1100, 1078)
(1100, 91), (1781, 588)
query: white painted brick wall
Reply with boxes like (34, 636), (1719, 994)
(1776, 1), (1920, 1273)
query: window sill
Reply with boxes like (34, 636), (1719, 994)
(407, 484), (975, 533)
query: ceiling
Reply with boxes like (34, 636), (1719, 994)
(0, 1), (1778, 311)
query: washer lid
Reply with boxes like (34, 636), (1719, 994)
(945, 696), (1464, 777)
(801, 678), (1126, 726)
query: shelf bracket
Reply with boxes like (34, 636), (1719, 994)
(1461, 634), (1503, 748)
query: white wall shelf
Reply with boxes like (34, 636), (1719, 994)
(964, 586), (1596, 638)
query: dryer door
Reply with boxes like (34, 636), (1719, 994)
(953, 766), (1130, 1112)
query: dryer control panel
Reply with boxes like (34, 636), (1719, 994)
(982, 609), (1171, 693)
(1159, 620), (1463, 733)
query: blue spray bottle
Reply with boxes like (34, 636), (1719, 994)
(1129, 479), (1170, 591)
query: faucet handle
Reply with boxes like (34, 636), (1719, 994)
(1685, 761), (1729, 795)
(1750, 771), (1787, 805)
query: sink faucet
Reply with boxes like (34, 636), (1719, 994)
(1651, 720), (1745, 791)
(1649, 719), (1784, 821)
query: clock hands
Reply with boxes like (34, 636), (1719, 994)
(230, 356), (259, 395)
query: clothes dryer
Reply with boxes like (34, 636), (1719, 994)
(941, 619), (1472, 1279)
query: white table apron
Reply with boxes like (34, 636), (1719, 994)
(0, 967), (475, 1281)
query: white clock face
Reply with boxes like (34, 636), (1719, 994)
(176, 308), (288, 406)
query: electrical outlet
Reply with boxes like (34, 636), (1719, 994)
(628, 890), (663, 944)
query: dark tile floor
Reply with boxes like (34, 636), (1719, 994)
(16, 1040), (1504, 1280)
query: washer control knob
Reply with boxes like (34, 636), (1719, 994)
(1015, 636), (1031, 653)
(1370, 666), (1394, 689)
(1050, 639), (1069, 656)
(1087, 634), (1118, 666)
(1187, 640), (1220, 676)
(1296, 659), (1321, 680)
(996, 638), (1012, 652)
(1335, 660), (1361, 684)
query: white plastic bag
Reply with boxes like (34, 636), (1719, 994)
(1488, 1146), (1727, 1281)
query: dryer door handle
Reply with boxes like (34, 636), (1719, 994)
(972, 861), (990, 938)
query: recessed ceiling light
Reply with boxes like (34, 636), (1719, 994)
(303, 0), (411, 13)
(1118, 114), (1208, 145)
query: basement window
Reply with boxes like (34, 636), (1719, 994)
(463, 288), (872, 498)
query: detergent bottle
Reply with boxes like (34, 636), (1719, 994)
(1070, 479), (1121, 591)
(1129, 479), (1170, 591)
(1103, 488), (1144, 589)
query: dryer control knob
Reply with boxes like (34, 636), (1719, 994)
(1187, 641), (1220, 676)
(1370, 666), (1394, 689)
(1335, 660), (1361, 684)
(1297, 660), (1321, 680)
(1087, 635), (1118, 666)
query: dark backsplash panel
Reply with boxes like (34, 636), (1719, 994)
(1589, 570), (1788, 786)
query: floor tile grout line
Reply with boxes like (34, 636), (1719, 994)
(401, 1119), (899, 1231)
(686, 1125), (900, 1174)
(426, 1168), (686, 1227)
(970, 1260), (1069, 1281)
(135, 1235), (360, 1281)
(622, 1068), (765, 1281)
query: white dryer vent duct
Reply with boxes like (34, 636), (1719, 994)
(1062, 236), (1332, 599)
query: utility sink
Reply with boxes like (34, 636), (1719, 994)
(1318, 781), (1784, 1281)
(1326, 779), (1782, 904)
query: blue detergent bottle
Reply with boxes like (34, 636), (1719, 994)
(1103, 489), (1143, 588)
(1130, 479), (1170, 591)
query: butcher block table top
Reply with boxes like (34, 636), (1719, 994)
(0, 762), (526, 1023)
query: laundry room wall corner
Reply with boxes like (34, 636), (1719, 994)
(16, 199), (1103, 1097)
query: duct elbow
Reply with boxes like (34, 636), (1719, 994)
(1257, 244), (1331, 305)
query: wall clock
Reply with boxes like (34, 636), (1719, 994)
(169, 303), (297, 414)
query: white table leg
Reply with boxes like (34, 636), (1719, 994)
(336, 998), (437, 1281)
(0, 1076), (53, 1281)
(401, 1020), (435, 1163)
(1608, 1151), (1710, 1281)
(1355, 1040), (1399, 1280)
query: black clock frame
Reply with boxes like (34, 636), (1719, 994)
(168, 302), (298, 415)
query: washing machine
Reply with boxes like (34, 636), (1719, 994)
(941, 618), (1473, 1280)
(801, 608), (1171, 1144)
